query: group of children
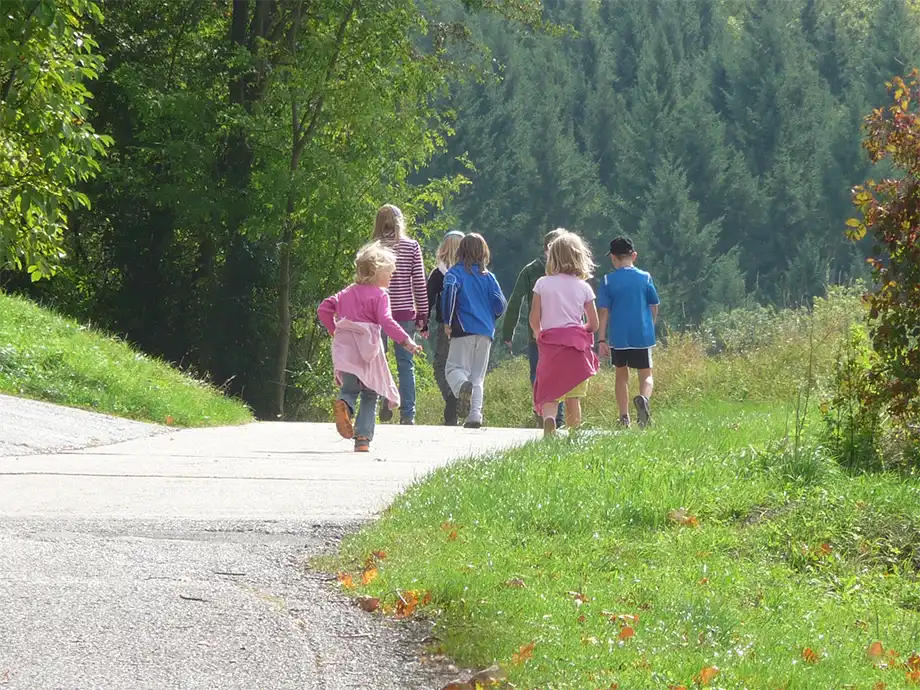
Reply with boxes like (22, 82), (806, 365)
(317, 204), (660, 452)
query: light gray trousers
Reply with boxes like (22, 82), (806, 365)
(445, 334), (491, 423)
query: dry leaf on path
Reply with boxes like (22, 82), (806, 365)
(356, 596), (380, 612)
(361, 567), (378, 585)
(336, 572), (355, 589)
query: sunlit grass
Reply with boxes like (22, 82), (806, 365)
(0, 293), (252, 426)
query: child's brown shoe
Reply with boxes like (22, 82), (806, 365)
(543, 417), (557, 438)
(333, 399), (354, 439)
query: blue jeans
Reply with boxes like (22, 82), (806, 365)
(338, 373), (378, 440)
(528, 341), (565, 425)
(382, 320), (416, 420)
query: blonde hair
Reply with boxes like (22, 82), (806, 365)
(373, 204), (406, 242)
(546, 230), (594, 280)
(457, 233), (491, 273)
(436, 232), (463, 267)
(354, 241), (397, 285)
(543, 227), (566, 251)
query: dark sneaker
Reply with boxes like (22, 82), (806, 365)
(333, 399), (354, 439)
(634, 395), (651, 428)
(618, 414), (631, 428)
(463, 420), (482, 429)
(543, 417), (557, 438)
(379, 403), (393, 423)
(354, 436), (370, 453)
(457, 381), (473, 421)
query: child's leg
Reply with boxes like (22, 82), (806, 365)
(565, 398), (582, 428)
(541, 402), (558, 420)
(355, 384), (378, 441)
(445, 337), (473, 396)
(467, 336), (491, 423)
(638, 368), (654, 400)
(615, 366), (630, 417)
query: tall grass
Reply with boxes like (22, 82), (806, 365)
(415, 285), (864, 427)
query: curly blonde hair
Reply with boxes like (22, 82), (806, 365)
(354, 241), (397, 285)
(436, 231), (464, 268)
(373, 204), (406, 242)
(546, 230), (594, 280)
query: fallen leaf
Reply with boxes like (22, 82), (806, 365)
(165, 415), (175, 425)
(395, 590), (419, 618)
(577, 614), (586, 623)
(819, 543), (833, 555)
(698, 577), (710, 585)
(511, 641), (535, 666)
(361, 567), (378, 585)
(448, 529), (459, 542)
(908, 654), (920, 672)
(441, 682), (472, 690)
(868, 641), (885, 661)
(908, 670), (920, 685)
(372, 550), (387, 560)
(697, 666), (720, 685)
(421, 591), (432, 606)
(802, 647), (819, 663)
(668, 508), (699, 527)
(336, 572), (355, 589)
(504, 578), (526, 589)
(619, 626), (635, 641)
(356, 596), (380, 612)
(872, 683), (887, 690)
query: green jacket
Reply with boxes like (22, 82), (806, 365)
(501, 257), (546, 344)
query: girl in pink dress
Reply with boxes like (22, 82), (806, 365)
(529, 231), (600, 437)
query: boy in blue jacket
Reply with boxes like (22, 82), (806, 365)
(441, 233), (507, 428)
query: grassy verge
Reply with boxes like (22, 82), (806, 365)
(0, 293), (252, 426)
(335, 404), (920, 688)
(330, 287), (920, 688)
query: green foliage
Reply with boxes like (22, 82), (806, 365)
(820, 324), (886, 471)
(849, 70), (920, 435)
(0, 293), (251, 426)
(0, 0), (112, 279)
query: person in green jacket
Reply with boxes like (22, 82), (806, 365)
(502, 228), (566, 427)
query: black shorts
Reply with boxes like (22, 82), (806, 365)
(612, 348), (653, 370)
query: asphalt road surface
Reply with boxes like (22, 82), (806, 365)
(0, 395), (539, 689)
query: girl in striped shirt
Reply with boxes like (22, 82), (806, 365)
(373, 204), (429, 425)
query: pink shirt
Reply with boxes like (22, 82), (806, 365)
(317, 283), (410, 343)
(533, 274), (595, 331)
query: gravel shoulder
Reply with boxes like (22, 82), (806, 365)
(0, 399), (539, 689)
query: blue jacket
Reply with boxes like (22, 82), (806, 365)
(442, 263), (507, 339)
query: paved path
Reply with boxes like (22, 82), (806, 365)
(0, 398), (540, 689)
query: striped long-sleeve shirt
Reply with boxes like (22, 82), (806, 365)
(382, 237), (428, 324)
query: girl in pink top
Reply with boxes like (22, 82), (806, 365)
(372, 204), (428, 425)
(317, 242), (422, 452)
(529, 231), (600, 437)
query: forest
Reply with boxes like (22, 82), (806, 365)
(2, 0), (919, 420)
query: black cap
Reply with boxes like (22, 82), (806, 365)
(608, 236), (634, 256)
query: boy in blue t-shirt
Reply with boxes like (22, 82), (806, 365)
(596, 236), (660, 427)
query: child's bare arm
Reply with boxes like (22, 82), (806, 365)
(528, 293), (542, 339)
(650, 304), (659, 324)
(597, 308), (610, 358)
(584, 300), (599, 333)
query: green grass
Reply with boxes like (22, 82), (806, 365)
(330, 287), (920, 689)
(335, 405), (920, 688)
(0, 293), (252, 426)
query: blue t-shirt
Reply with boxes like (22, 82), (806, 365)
(596, 266), (660, 349)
